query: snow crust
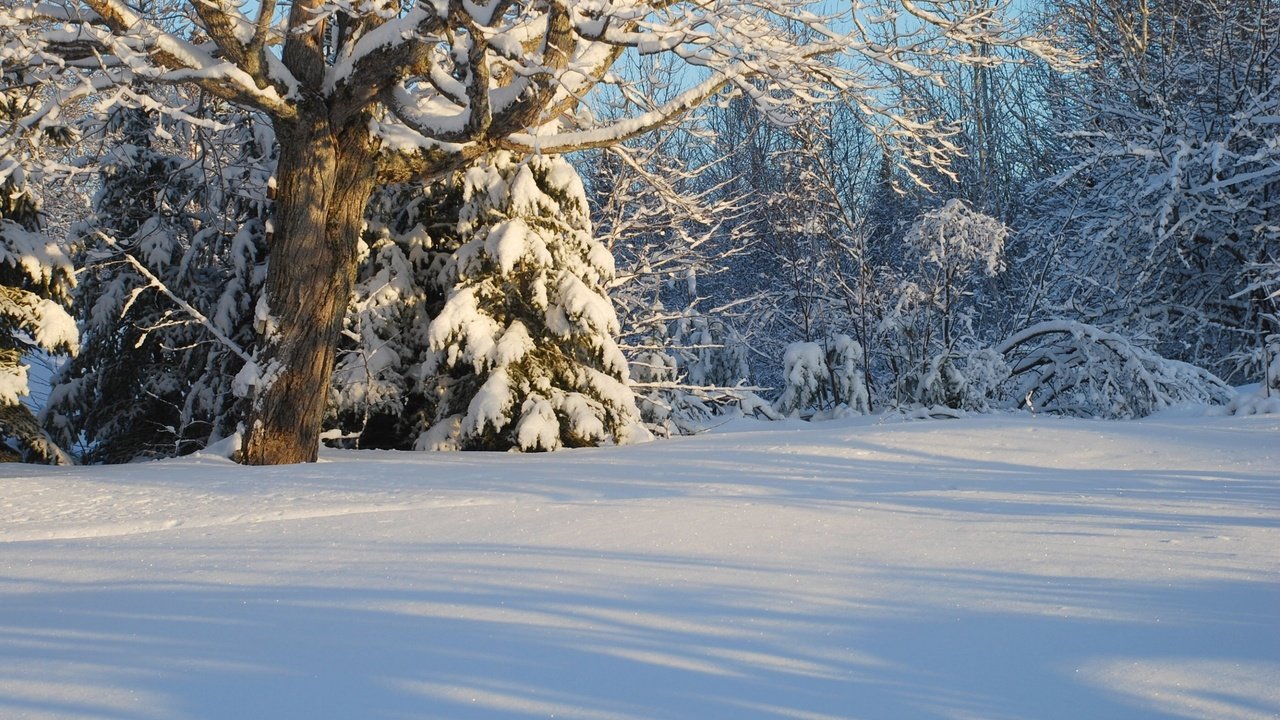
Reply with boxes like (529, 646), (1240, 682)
(1, 414), (1278, 719)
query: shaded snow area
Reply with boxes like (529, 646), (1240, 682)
(2, 415), (1279, 720)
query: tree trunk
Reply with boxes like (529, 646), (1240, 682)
(240, 112), (377, 465)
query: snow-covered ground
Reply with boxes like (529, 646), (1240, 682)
(2, 414), (1278, 720)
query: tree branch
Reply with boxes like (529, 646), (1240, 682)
(499, 71), (732, 154)
(75, 0), (296, 118)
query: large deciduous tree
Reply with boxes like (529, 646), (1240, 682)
(1, 0), (1074, 463)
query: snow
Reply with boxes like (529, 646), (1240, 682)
(485, 218), (532, 275)
(547, 272), (623, 341)
(0, 362), (29, 404)
(28, 298), (76, 355)
(465, 366), (515, 437)
(561, 392), (606, 438)
(1228, 385), (1280, 416)
(494, 321), (534, 367)
(0, 220), (74, 292)
(515, 395), (560, 451)
(1, 414), (1277, 719)
(427, 287), (496, 368)
(776, 341), (828, 416)
(505, 72), (737, 153)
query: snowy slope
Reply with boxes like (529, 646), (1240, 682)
(1, 414), (1278, 720)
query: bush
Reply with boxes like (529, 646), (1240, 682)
(996, 321), (1233, 418)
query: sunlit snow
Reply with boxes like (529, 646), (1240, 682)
(2, 413), (1277, 719)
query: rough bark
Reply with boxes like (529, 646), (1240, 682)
(239, 111), (377, 465)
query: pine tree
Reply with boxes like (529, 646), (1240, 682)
(827, 334), (870, 415)
(44, 106), (269, 462)
(773, 335), (870, 419)
(421, 152), (646, 451)
(775, 342), (830, 418)
(0, 159), (76, 463)
(328, 179), (463, 448)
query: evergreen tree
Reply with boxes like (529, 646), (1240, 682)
(775, 342), (830, 418)
(44, 106), (270, 462)
(773, 335), (870, 419)
(0, 159), (77, 463)
(827, 334), (870, 415)
(421, 152), (647, 451)
(328, 179), (463, 448)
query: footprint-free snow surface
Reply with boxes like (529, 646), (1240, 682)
(2, 414), (1278, 719)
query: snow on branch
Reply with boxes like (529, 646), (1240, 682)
(92, 232), (257, 368)
(79, 0), (294, 114)
(503, 71), (733, 153)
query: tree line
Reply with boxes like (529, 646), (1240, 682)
(1, 0), (1275, 464)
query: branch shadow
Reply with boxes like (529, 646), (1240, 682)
(2, 548), (1277, 719)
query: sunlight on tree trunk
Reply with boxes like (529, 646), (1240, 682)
(242, 119), (377, 464)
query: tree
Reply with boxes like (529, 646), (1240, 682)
(581, 68), (757, 433)
(0, 159), (76, 464)
(2, 0), (1075, 463)
(883, 199), (1008, 408)
(774, 335), (869, 418)
(1026, 0), (1280, 383)
(328, 177), (462, 448)
(997, 320), (1234, 418)
(422, 151), (646, 450)
(42, 105), (270, 462)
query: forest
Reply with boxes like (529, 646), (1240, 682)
(2, 0), (1277, 465)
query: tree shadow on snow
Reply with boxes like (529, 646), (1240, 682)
(1, 547), (1277, 720)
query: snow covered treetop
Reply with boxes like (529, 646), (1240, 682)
(905, 199), (1008, 277)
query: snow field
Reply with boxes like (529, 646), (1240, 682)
(1, 414), (1278, 719)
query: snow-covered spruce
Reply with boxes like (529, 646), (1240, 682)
(827, 334), (871, 415)
(628, 338), (682, 433)
(420, 153), (647, 452)
(44, 107), (270, 463)
(328, 179), (463, 448)
(0, 158), (76, 464)
(774, 335), (869, 419)
(775, 342), (830, 418)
